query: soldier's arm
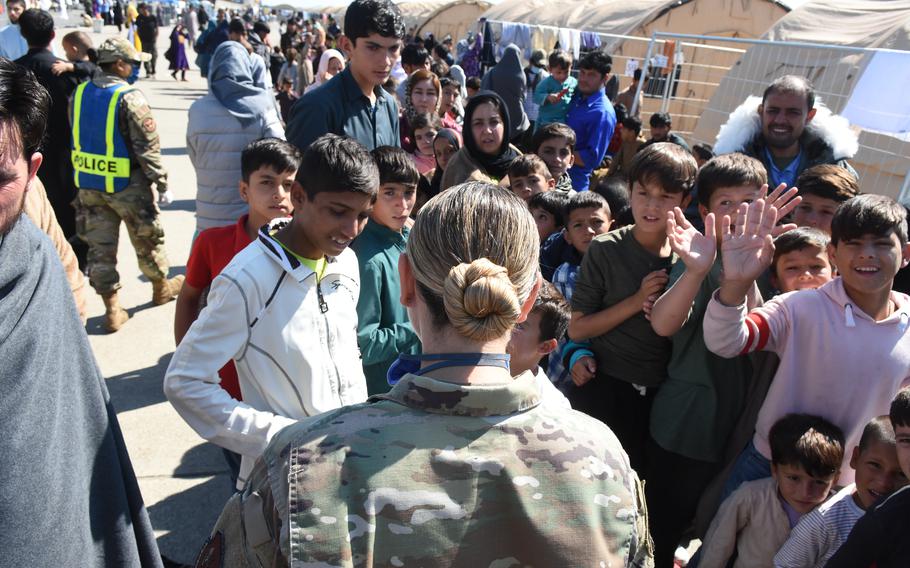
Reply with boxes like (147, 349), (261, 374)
(122, 90), (169, 192)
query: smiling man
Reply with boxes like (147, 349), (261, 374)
(286, 0), (405, 152)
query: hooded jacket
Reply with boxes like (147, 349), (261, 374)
(703, 278), (910, 485)
(714, 95), (858, 180)
(164, 219), (368, 489)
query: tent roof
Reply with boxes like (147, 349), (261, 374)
(763, 0), (910, 49)
(480, 0), (680, 37)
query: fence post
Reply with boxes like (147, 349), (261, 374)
(631, 32), (657, 118)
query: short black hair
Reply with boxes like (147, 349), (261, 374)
(508, 154), (552, 181)
(344, 0), (405, 44)
(371, 146), (419, 187)
(430, 60), (449, 79)
(296, 134), (379, 200)
(692, 143), (714, 163)
(891, 387), (910, 429)
(650, 111), (671, 128)
(565, 191), (609, 220)
(769, 413), (845, 479)
(548, 49), (572, 70)
(531, 122), (576, 153)
(531, 280), (570, 342)
(6, 0), (26, 6)
(831, 194), (909, 246)
(18, 8), (54, 48)
(763, 75), (815, 111)
(621, 115), (642, 135)
(772, 226), (829, 267)
(627, 142), (698, 195)
(465, 76), (481, 91)
(858, 415), (896, 452)
(439, 76), (459, 90)
(228, 18), (246, 35)
(253, 21), (271, 36)
(578, 50), (611, 76)
(796, 164), (860, 203)
(528, 191), (569, 229)
(696, 153), (767, 207)
(409, 112), (442, 135)
(401, 42), (429, 66)
(632, 68), (642, 81)
(433, 44), (450, 59)
(613, 103), (627, 124)
(0, 58), (49, 160)
(593, 176), (632, 228)
(241, 138), (302, 183)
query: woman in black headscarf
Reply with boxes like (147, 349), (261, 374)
(440, 91), (521, 191)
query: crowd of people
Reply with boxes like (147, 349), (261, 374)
(1, 0), (910, 567)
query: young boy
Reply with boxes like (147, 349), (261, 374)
(532, 122), (576, 194)
(164, 134), (377, 490)
(529, 190), (568, 244)
(645, 152), (800, 567)
(792, 164), (860, 235)
(465, 76), (481, 99)
(770, 227), (833, 294)
(506, 280), (571, 408)
(533, 49), (577, 132)
(567, 142), (696, 472)
(552, 191), (612, 302)
(705, 194), (910, 497)
(700, 414), (845, 568)
(605, 115), (645, 178)
(51, 30), (98, 80)
(775, 415), (907, 567)
(509, 154), (555, 202)
(351, 146), (420, 395)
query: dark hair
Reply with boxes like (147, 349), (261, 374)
(0, 58), (49, 160)
(430, 60), (449, 79)
(830, 194), (909, 246)
(632, 68), (642, 81)
(344, 0), (405, 43)
(531, 122), (576, 152)
(548, 49), (572, 70)
(6, 0), (26, 6)
(439, 76), (459, 90)
(465, 76), (481, 91)
(692, 143), (714, 163)
(796, 164), (860, 203)
(433, 44), (449, 59)
(565, 191), (609, 220)
(296, 134), (379, 200)
(409, 112), (442, 135)
(627, 142), (698, 195)
(696, 153), (767, 207)
(763, 75), (815, 111)
(528, 191), (569, 228)
(508, 154), (552, 181)
(241, 138), (302, 183)
(772, 227), (830, 275)
(532, 280), (570, 342)
(371, 146), (419, 187)
(593, 176), (632, 228)
(578, 50), (611, 76)
(769, 413), (845, 478)
(253, 21), (270, 36)
(621, 115), (642, 135)
(401, 43), (429, 66)
(228, 18), (246, 35)
(649, 111), (671, 128)
(18, 8), (54, 48)
(891, 387), (910, 429)
(613, 103), (627, 124)
(858, 415), (896, 452)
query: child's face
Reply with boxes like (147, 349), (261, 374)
(549, 65), (569, 83)
(772, 462), (838, 514)
(410, 79), (439, 115)
(372, 182), (416, 233)
(896, 424), (910, 479)
(794, 194), (840, 235)
(510, 169), (553, 202)
(239, 167), (294, 222)
(413, 125), (438, 157)
(773, 246), (833, 293)
(470, 101), (505, 155)
(530, 206), (559, 243)
(506, 311), (548, 376)
(850, 440), (909, 510)
(536, 138), (574, 178)
(700, 184), (763, 246)
(631, 179), (688, 236)
(564, 206), (612, 255)
(441, 85), (458, 113)
(830, 231), (910, 299)
(433, 137), (457, 170)
(326, 57), (344, 76)
(292, 184), (374, 257)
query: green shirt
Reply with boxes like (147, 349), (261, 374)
(571, 225), (675, 387)
(277, 241), (327, 280)
(649, 258), (753, 463)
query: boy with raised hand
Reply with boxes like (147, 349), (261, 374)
(705, 194), (910, 498)
(287, 0), (405, 152)
(645, 153), (800, 566)
(351, 146), (420, 395)
(164, 134), (377, 490)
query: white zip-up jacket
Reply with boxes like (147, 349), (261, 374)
(164, 219), (368, 488)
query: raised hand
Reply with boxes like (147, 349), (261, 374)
(763, 183), (801, 236)
(720, 199), (778, 284)
(666, 207), (717, 275)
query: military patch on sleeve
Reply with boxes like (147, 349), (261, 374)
(135, 103), (151, 116)
(142, 117), (157, 133)
(194, 531), (224, 568)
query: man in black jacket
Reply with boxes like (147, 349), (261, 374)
(135, 2), (159, 77)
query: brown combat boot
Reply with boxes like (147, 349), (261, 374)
(101, 291), (130, 333)
(152, 275), (185, 305)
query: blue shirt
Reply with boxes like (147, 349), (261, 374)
(566, 88), (616, 191)
(286, 67), (400, 152)
(764, 146), (803, 188)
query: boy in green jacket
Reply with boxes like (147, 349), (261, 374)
(351, 146), (420, 394)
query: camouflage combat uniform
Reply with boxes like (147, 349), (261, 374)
(197, 371), (654, 568)
(73, 71), (171, 295)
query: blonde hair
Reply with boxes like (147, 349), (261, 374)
(407, 181), (539, 341)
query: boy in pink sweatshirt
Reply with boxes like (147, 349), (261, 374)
(705, 194), (910, 496)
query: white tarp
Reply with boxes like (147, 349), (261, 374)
(842, 50), (910, 136)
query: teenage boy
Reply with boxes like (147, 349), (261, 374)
(533, 49), (576, 132)
(645, 153), (801, 566)
(287, 0), (406, 152)
(566, 50), (616, 192)
(164, 134), (378, 490)
(509, 154), (555, 202)
(552, 191), (612, 302)
(532, 122), (576, 194)
(825, 388), (910, 567)
(567, 143), (696, 472)
(792, 163), (859, 234)
(642, 111), (690, 152)
(351, 147), (420, 395)
(704, 193), (910, 495)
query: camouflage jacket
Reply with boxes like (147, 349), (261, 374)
(197, 372), (653, 568)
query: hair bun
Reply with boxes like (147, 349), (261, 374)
(443, 258), (521, 342)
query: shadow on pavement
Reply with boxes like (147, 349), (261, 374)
(164, 199), (197, 213)
(105, 353), (172, 413)
(162, 147), (188, 156)
(86, 299), (165, 336)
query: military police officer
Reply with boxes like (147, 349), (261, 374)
(72, 36), (183, 332)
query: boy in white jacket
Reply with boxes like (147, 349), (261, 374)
(704, 194), (910, 495)
(165, 134), (377, 489)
